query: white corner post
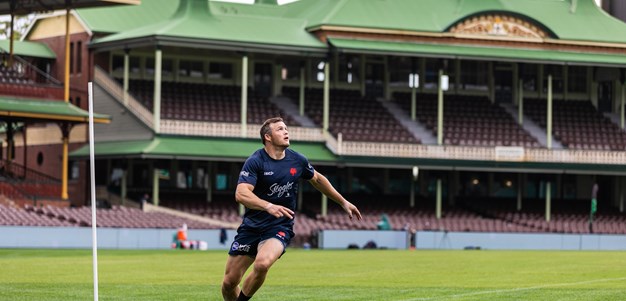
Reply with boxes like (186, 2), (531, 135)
(153, 47), (162, 133)
(87, 82), (99, 301)
(323, 60), (330, 132)
(241, 55), (248, 138)
(437, 70), (444, 145)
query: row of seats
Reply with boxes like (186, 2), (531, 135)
(282, 87), (419, 143)
(124, 79), (299, 126)
(393, 92), (541, 148)
(525, 99), (626, 151)
(19, 204), (218, 229)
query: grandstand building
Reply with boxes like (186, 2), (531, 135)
(1, 0), (626, 240)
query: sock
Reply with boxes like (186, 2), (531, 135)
(236, 291), (251, 301)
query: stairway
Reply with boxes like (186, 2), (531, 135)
(499, 103), (563, 149)
(378, 99), (436, 144)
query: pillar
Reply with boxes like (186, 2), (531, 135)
(153, 47), (162, 133)
(241, 55), (248, 137)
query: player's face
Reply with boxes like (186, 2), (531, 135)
(268, 121), (290, 147)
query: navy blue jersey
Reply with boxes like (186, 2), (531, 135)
(237, 148), (315, 229)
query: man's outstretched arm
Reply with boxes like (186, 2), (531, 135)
(308, 171), (362, 220)
(235, 183), (294, 219)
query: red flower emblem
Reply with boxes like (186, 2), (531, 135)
(290, 168), (297, 176)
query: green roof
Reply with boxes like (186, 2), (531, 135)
(0, 97), (110, 123)
(297, 0), (626, 44)
(76, 0), (626, 53)
(0, 39), (56, 59)
(83, 0), (325, 52)
(330, 38), (626, 67)
(76, 0), (177, 34)
(70, 136), (337, 162)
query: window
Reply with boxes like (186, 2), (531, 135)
(162, 59), (173, 77)
(129, 57), (141, 75)
(216, 174), (228, 190)
(424, 58), (442, 89)
(37, 152), (44, 166)
(112, 55), (124, 73)
(312, 60), (326, 82)
(69, 42), (74, 74)
(338, 54), (360, 84)
(568, 66), (587, 93)
(76, 41), (82, 74)
(71, 161), (80, 179)
(208, 62), (233, 79)
(145, 57), (154, 75)
(179, 60), (203, 78)
(280, 60), (301, 81)
(461, 60), (488, 91)
(389, 56), (413, 87)
(521, 64), (538, 92)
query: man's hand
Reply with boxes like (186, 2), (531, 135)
(342, 201), (362, 220)
(265, 203), (294, 219)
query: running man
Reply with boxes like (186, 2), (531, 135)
(221, 117), (362, 301)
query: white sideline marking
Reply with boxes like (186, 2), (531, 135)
(400, 276), (626, 301)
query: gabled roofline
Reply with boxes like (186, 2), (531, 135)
(90, 35), (327, 57)
(23, 10), (92, 41)
(313, 25), (626, 50)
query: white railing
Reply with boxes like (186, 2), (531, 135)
(93, 66), (154, 128)
(160, 120), (325, 142)
(341, 142), (626, 165)
(158, 121), (626, 165)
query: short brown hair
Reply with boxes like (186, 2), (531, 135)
(260, 117), (284, 145)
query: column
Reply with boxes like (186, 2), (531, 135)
(123, 49), (130, 105)
(436, 179), (442, 219)
(518, 79), (524, 125)
(321, 194), (328, 217)
(323, 60), (330, 132)
(60, 123), (70, 200)
(547, 74), (553, 149)
(152, 168), (160, 207)
(153, 47), (162, 133)
(241, 55), (248, 138)
(437, 69), (444, 145)
(545, 181), (551, 222)
(63, 8), (70, 102)
(299, 65), (305, 116)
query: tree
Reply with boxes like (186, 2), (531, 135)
(0, 14), (36, 40)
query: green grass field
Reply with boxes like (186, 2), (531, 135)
(1, 248), (625, 300)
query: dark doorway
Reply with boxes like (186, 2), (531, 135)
(254, 63), (273, 98)
(365, 62), (384, 98)
(495, 64), (513, 103)
(598, 81), (613, 113)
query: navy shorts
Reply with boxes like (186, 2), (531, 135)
(228, 224), (294, 257)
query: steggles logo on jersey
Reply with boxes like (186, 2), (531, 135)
(290, 167), (297, 176)
(267, 182), (293, 198)
(276, 231), (286, 240)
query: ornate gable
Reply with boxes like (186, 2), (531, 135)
(449, 14), (550, 40)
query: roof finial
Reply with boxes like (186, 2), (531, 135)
(570, 0), (578, 13)
(172, 0), (212, 19)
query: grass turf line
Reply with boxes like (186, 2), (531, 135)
(0, 249), (625, 300)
